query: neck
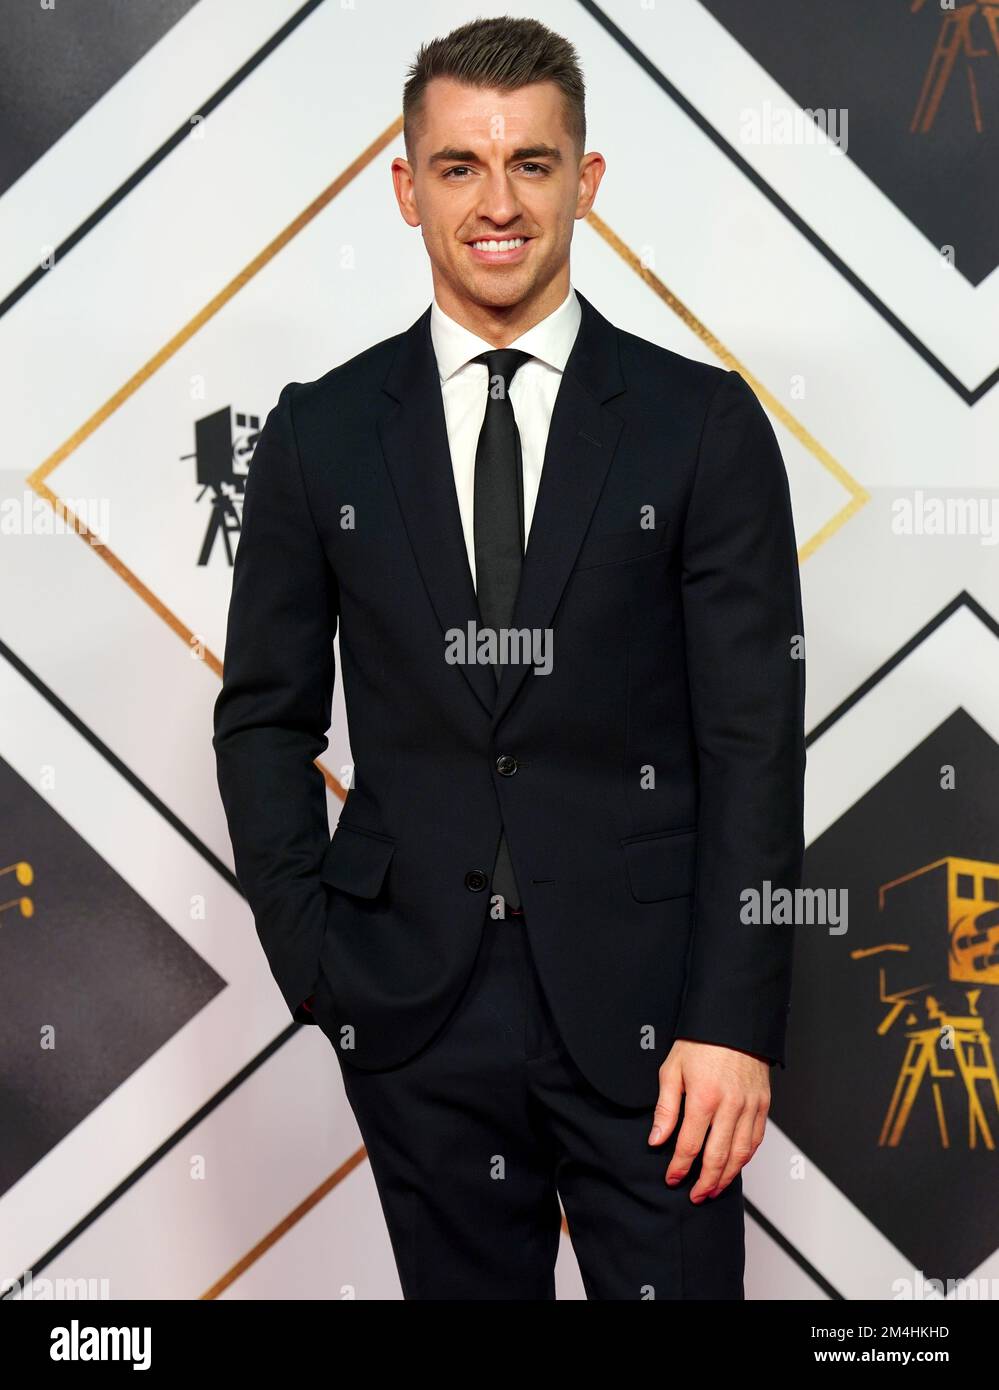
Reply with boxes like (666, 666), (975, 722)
(433, 268), (570, 347)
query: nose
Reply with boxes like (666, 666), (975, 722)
(474, 169), (523, 230)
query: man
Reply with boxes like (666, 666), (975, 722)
(213, 15), (805, 1300)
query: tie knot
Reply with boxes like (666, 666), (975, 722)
(475, 348), (532, 392)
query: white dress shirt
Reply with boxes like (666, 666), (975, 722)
(430, 285), (582, 590)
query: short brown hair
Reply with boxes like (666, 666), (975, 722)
(403, 16), (586, 164)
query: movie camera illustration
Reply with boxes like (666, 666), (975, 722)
(182, 406), (260, 566)
(852, 856), (999, 1149)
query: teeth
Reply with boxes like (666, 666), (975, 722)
(470, 238), (526, 251)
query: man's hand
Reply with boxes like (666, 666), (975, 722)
(647, 1039), (771, 1202)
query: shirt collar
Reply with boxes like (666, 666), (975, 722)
(430, 285), (581, 384)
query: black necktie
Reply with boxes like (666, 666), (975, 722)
(472, 349), (531, 640)
(472, 348), (532, 913)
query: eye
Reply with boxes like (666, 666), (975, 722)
(442, 163), (551, 179)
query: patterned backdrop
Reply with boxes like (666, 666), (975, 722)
(1, 0), (996, 1301)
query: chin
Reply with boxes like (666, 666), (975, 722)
(467, 272), (535, 305)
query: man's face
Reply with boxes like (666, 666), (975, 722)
(393, 77), (603, 317)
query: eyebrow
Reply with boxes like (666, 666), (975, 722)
(427, 144), (563, 167)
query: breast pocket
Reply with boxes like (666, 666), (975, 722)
(572, 519), (668, 572)
(319, 821), (395, 899)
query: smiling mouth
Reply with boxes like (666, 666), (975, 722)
(465, 236), (533, 262)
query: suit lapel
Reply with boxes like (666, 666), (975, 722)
(377, 290), (626, 724)
(491, 291), (625, 727)
(378, 305), (496, 715)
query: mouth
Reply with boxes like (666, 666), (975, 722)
(465, 236), (533, 265)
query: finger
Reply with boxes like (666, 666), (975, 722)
(751, 1095), (769, 1151)
(648, 1067), (683, 1145)
(689, 1101), (740, 1201)
(703, 1106), (758, 1199)
(665, 1100), (712, 1186)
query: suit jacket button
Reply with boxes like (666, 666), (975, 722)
(495, 754), (518, 776)
(465, 869), (488, 892)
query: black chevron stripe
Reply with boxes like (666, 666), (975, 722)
(577, 0), (997, 405)
(0, 0), (327, 321)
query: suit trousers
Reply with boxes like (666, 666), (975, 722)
(331, 907), (745, 1300)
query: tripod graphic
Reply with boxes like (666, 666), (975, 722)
(910, 0), (999, 134)
(877, 989), (999, 1148)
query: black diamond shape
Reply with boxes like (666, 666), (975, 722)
(0, 758), (225, 1194)
(773, 709), (999, 1278)
(700, 0), (999, 285)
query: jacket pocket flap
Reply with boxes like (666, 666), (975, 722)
(573, 520), (667, 572)
(320, 823), (395, 898)
(621, 827), (697, 903)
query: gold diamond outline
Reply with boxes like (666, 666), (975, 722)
(25, 119), (866, 804)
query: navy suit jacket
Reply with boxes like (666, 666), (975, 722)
(212, 289), (806, 1108)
